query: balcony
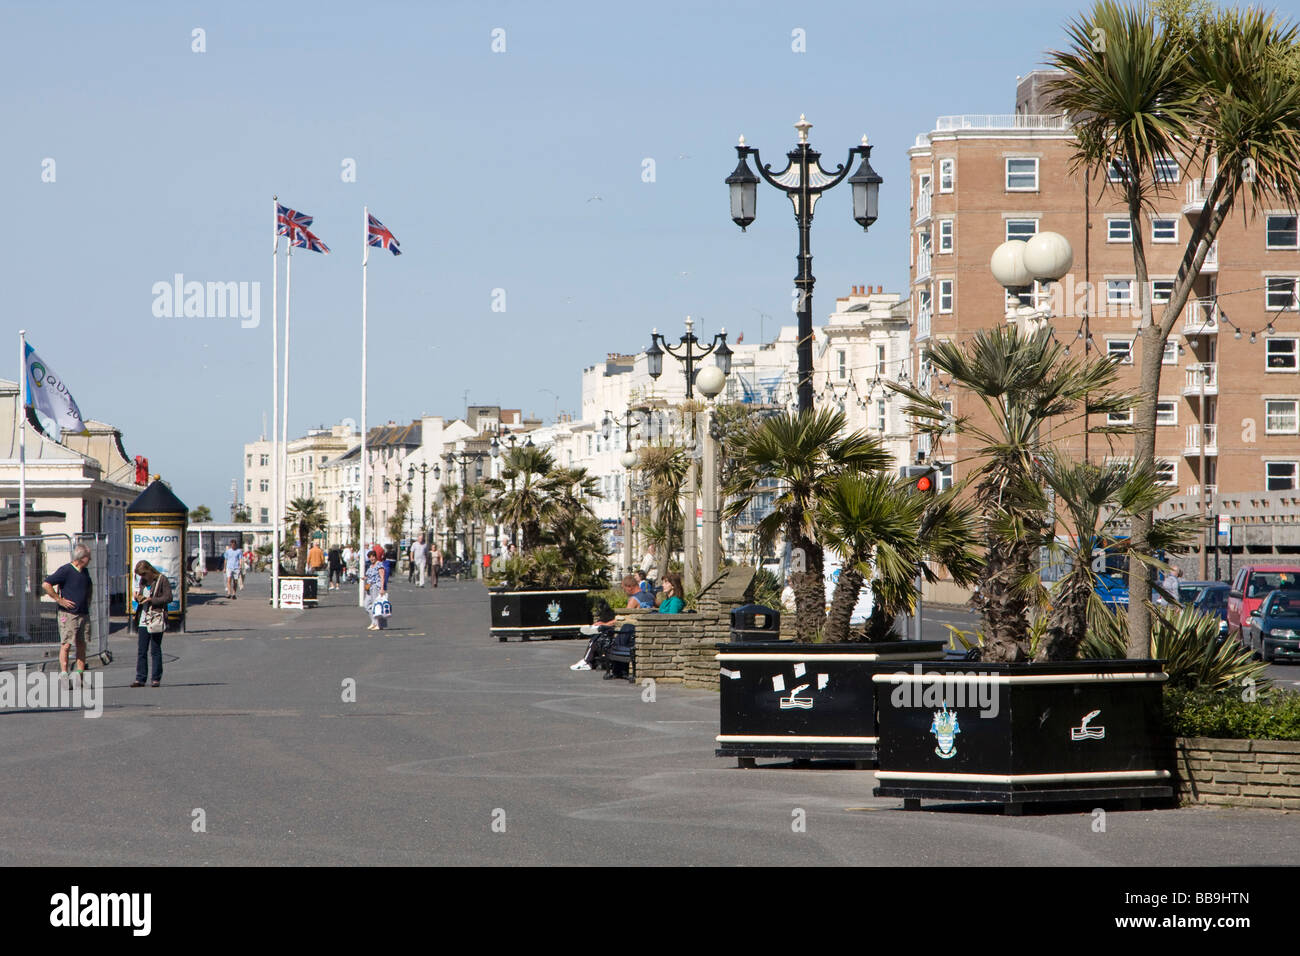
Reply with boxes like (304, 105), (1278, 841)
(935, 114), (1071, 131)
(1184, 179), (1207, 214)
(916, 307), (932, 342)
(1186, 484), (1218, 499)
(1200, 240), (1218, 272)
(1184, 423), (1218, 456)
(916, 186), (932, 223)
(1183, 363), (1217, 395)
(916, 248), (932, 280)
(1182, 299), (1219, 337)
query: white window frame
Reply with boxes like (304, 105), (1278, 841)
(940, 399), (955, 436)
(1005, 157), (1039, 192)
(1156, 399), (1178, 426)
(1267, 461), (1299, 491)
(938, 218), (954, 253)
(1005, 218), (1038, 242)
(1153, 156), (1179, 183)
(1154, 458), (1177, 486)
(1266, 276), (1299, 311)
(1162, 340), (1178, 365)
(1107, 338), (1134, 364)
(1107, 158), (1130, 183)
(1151, 217), (1178, 243)
(876, 399), (887, 433)
(1107, 217), (1132, 243)
(837, 350), (847, 381)
(876, 344), (886, 373)
(1107, 280), (1134, 306)
(939, 158), (955, 193)
(1107, 409), (1134, 426)
(1151, 279), (1174, 304)
(1265, 399), (1300, 435)
(1267, 215), (1299, 250)
(1266, 338), (1298, 372)
(938, 279), (954, 313)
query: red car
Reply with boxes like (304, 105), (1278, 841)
(1227, 565), (1300, 641)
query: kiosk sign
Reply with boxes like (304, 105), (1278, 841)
(130, 527), (182, 613)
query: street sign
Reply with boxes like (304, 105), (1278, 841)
(281, 578), (304, 610)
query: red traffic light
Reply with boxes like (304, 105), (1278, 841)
(915, 475), (932, 493)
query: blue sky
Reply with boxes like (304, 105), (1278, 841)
(6, 0), (1095, 513)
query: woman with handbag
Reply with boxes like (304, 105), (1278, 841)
(364, 551), (390, 631)
(132, 561), (172, 687)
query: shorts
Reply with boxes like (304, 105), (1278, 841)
(58, 610), (90, 646)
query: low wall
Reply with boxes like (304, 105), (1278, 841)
(1172, 737), (1300, 810)
(626, 566), (755, 690)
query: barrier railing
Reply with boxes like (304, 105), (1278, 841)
(0, 534), (110, 660)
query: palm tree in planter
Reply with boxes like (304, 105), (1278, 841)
(895, 324), (1136, 660)
(488, 445), (558, 551)
(284, 497), (328, 573)
(1047, 0), (1300, 655)
(458, 483), (495, 565)
(635, 445), (689, 568)
(1036, 451), (1201, 660)
(724, 408), (893, 642)
(815, 472), (983, 643)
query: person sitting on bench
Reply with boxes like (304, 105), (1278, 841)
(570, 600), (617, 671)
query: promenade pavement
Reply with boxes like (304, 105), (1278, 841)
(0, 571), (1296, 866)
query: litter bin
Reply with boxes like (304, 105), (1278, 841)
(730, 603), (781, 642)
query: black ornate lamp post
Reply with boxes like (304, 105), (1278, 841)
(646, 315), (732, 398)
(407, 462), (438, 537)
(726, 115), (882, 413)
(338, 489), (360, 545)
(604, 407), (649, 573)
(443, 448), (486, 565)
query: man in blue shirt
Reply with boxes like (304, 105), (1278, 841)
(43, 544), (93, 683)
(622, 574), (654, 609)
(223, 539), (242, 599)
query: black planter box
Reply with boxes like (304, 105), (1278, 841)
(872, 659), (1173, 812)
(715, 640), (946, 765)
(490, 589), (592, 642)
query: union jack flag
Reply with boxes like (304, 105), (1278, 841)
(276, 203), (313, 242)
(367, 214), (401, 256)
(292, 225), (331, 254)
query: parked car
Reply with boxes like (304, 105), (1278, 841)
(1188, 582), (1231, 642)
(1227, 565), (1300, 640)
(1240, 589), (1300, 663)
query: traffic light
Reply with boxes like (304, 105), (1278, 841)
(900, 465), (938, 495)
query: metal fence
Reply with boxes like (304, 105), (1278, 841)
(0, 534), (110, 658)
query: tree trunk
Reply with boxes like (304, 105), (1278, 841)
(790, 533), (825, 642)
(1039, 573), (1092, 661)
(823, 567), (864, 643)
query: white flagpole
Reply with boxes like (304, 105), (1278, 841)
(360, 206), (369, 607)
(271, 198), (281, 607)
(282, 238), (293, 584)
(18, 330), (26, 640)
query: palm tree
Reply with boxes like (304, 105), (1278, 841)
(284, 497), (328, 573)
(1036, 452), (1201, 660)
(189, 505), (212, 523)
(458, 483), (494, 563)
(387, 494), (411, 545)
(486, 445), (557, 551)
(635, 445), (689, 567)
(1046, 0), (1300, 654)
(895, 324), (1134, 661)
(724, 408), (891, 642)
(815, 472), (982, 643)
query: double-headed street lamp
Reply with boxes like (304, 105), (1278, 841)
(644, 318), (732, 590)
(604, 407), (649, 573)
(726, 115), (882, 413)
(443, 447), (488, 571)
(406, 462), (440, 538)
(338, 489), (360, 545)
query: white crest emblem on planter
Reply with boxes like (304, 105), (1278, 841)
(546, 601), (561, 622)
(501, 604), (510, 618)
(779, 683), (814, 710)
(930, 705), (960, 759)
(1070, 709), (1106, 741)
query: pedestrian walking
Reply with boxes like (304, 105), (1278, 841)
(131, 560), (171, 687)
(364, 550), (390, 630)
(327, 545), (344, 590)
(411, 533), (429, 587)
(407, 543), (418, 583)
(307, 540), (325, 576)
(429, 543), (442, 588)
(222, 539), (242, 599)
(42, 544), (93, 685)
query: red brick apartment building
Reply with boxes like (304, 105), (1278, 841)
(907, 72), (1300, 508)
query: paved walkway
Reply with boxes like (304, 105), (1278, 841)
(0, 572), (1295, 865)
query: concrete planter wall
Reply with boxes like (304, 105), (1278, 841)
(1172, 737), (1300, 810)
